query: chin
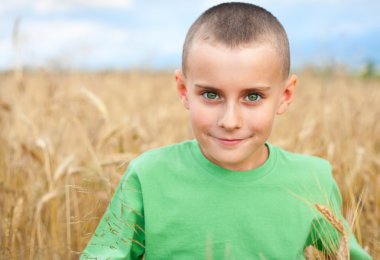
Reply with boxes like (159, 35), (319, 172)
(207, 149), (249, 167)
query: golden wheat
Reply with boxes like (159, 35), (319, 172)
(0, 70), (379, 259)
(315, 203), (349, 260)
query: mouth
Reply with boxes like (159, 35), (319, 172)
(212, 136), (248, 146)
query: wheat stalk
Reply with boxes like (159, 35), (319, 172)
(80, 87), (110, 122)
(36, 138), (54, 191)
(30, 190), (59, 259)
(11, 197), (24, 259)
(315, 203), (349, 260)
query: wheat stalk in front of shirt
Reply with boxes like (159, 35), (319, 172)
(316, 204), (349, 260)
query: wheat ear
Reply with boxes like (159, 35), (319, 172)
(315, 204), (349, 260)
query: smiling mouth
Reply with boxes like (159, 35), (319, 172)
(213, 136), (248, 146)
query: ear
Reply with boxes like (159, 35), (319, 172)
(175, 69), (189, 109)
(277, 74), (297, 115)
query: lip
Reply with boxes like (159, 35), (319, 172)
(213, 136), (246, 146)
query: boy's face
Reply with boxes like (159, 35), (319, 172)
(176, 42), (296, 171)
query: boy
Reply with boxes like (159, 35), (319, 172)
(82, 2), (371, 259)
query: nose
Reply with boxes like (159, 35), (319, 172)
(217, 102), (242, 130)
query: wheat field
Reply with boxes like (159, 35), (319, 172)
(0, 70), (379, 259)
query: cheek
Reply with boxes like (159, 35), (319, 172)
(244, 106), (276, 130)
(190, 107), (212, 129)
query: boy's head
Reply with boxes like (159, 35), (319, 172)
(182, 2), (290, 80)
(175, 2), (297, 171)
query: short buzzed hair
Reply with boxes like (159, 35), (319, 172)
(182, 2), (290, 79)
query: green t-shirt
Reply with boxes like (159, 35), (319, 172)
(81, 140), (371, 259)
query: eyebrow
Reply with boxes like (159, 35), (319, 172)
(194, 84), (272, 92)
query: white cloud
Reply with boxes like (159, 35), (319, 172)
(6, 19), (130, 69)
(0, 0), (134, 13)
(22, 20), (127, 45)
(0, 0), (26, 13)
(0, 15), (184, 70)
(0, 38), (14, 69)
(35, 0), (134, 13)
(59, 0), (133, 8)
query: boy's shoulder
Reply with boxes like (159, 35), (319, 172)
(137, 139), (192, 159)
(271, 144), (334, 183)
(274, 144), (331, 169)
(127, 139), (194, 171)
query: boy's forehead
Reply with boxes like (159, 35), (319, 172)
(190, 38), (275, 53)
(186, 39), (287, 81)
(186, 41), (285, 87)
(187, 40), (281, 70)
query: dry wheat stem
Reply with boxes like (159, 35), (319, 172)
(315, 204), (349, 260)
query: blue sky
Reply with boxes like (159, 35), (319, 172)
(1, 0), (379, 71)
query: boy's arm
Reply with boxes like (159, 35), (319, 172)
(81, 162), (145, 260)
(310, 177), (372, 259)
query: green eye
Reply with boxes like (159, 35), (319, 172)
(202, 92), (219, 100)
(245, 93), (261, 102)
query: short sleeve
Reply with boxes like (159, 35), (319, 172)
(81, 162), (145, 259)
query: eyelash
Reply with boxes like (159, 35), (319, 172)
(201, 91), (263, 103)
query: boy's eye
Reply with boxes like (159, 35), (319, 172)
(245, 93), (261, 102)
(202, 92), (219, 100)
